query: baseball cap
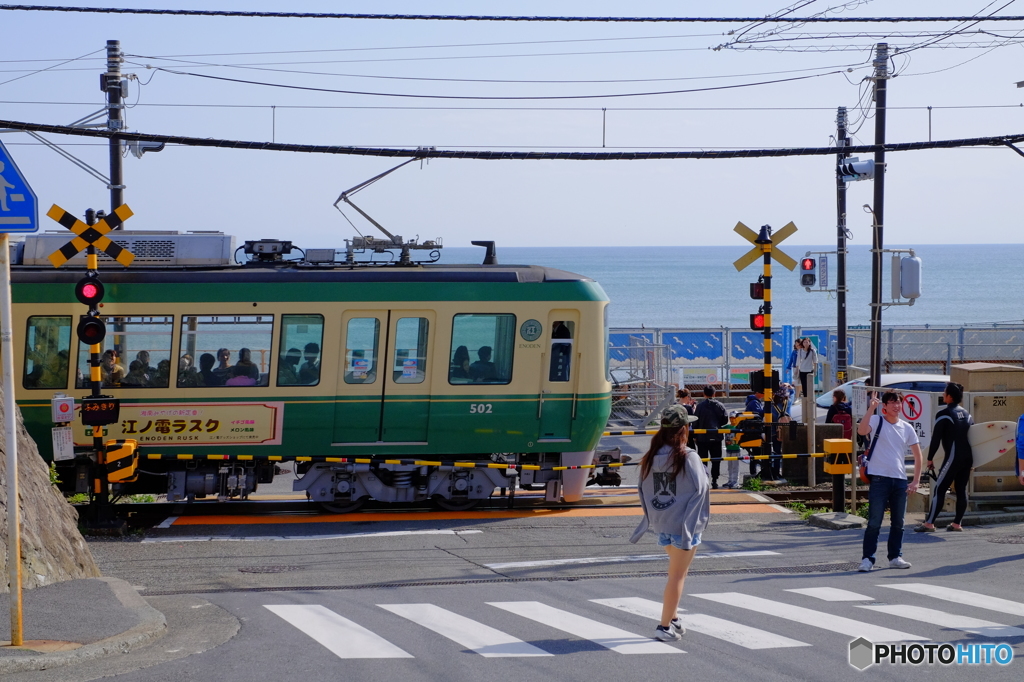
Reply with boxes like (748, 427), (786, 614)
(661, 404), (699, 428)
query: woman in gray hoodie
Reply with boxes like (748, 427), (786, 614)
(630, 404), (711, 642)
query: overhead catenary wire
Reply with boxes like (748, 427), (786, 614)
(4, 5), (1024, 23)
(144, 66), (848, 101)
(2, 117), (1024, 160)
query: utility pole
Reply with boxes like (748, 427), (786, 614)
(104, 40), (125, 224)
(868, 43), (889, 387)
(836, 107), (850, 387)
(833, 106), (850, 513)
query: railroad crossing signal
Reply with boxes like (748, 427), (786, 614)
(46, 204), (135, 268)
(732, 221), (798, 272)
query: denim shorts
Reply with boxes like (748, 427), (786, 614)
(658, 532), (701, 550)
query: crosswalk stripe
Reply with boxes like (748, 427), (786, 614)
(484, 550), (778, 571)
(488, 601), (682, 654)
(857, 604), (1024, 638)
(378, 604), (551, 657)
(264, 605), (412, 659)
(691, 593), (928, 642)
(591, 597), (809, 650)
(786, 587), (873, 601)
(878, 583), (1024, 618)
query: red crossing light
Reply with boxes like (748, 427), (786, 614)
(77, 315), (106, 345)
(750, 313), (765, 331)
(75, 275), (105, 307)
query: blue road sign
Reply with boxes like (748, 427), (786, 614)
(0, 138), (38, 234)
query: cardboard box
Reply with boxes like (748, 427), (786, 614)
(951, 362), (1024, 392)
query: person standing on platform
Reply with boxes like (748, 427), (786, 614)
(744, 389), (766, 480)
(630, 405), (709, 642)
(796, 337), (818, 399)
(769, 392), (790, 483)
(695, 386), (729, 489)
(786, 339), (801, 396)
(857, 392), (922, 571)
(677, 388), (697, 448)
(915, 382), (974, 533)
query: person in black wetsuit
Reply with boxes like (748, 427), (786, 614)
(915, 382), (974, 533)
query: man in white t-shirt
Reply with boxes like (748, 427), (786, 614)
(856, 391), (923, 571)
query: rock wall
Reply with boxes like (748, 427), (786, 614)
(0, 385), (100, 592)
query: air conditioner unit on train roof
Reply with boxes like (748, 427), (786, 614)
(18, 230), (236, 267)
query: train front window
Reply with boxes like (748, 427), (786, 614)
(23, 316), (72, 389)
(277, 315), (325, 386)
(450, 314), (515, 385)
(393, 317), (428, 384)
(179, 315), (273, 388)
(76, 316), (174, 389)
(344, 317), (380, 384)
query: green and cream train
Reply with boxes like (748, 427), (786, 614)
(9, 231), (614, 511)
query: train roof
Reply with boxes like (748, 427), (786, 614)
(11, 263), (594, 285)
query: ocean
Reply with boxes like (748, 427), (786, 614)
(441, 244), (1024, 330)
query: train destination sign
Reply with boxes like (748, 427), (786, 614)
(0, 138), (38, 233)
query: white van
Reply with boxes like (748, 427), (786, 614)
(789, 373), (950, 424)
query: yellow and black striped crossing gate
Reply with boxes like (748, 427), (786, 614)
(46, 204), (135, 267)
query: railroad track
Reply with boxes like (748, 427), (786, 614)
(80, 485), (818, 531)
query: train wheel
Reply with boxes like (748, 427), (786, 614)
(319, 498), (366, 514)
(432, 497), (482, 511)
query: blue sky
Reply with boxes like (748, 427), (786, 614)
(2, 1), (1023, 248)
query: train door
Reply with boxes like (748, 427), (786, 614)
(380, 311), (434, 443)
(538, 311), (579, 442)
(333, 310), (434, 444)
(333, 312), (386, 443)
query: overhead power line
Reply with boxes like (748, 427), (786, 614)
(3, 5), (1024, 22)
(2, 117), (1023, 160)
(149, 66), (846, 100)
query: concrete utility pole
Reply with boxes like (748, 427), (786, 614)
(835, 107), (850, 388)
(868, 43), (889, 386)
(104, 40), (125, 223)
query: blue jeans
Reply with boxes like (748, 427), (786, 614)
(862, 475), (908, 564)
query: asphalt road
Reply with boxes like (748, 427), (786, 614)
(7, 434), (1022, 681)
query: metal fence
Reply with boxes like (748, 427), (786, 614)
(607, 336), (675, 428)
(610, 324), (1024, 397)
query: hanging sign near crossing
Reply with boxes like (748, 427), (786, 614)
(46, 204), (135, 267)
(0, 139), (38, 233)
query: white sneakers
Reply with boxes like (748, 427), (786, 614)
(858, 557), (912, 571)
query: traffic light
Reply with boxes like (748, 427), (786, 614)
(750, 310), (765, 331)
(77, 315), (106, 345)
(838, 157), (875, 182)
(891, 255), (923, 300)
(801, 257), (816, 287)
(75, 274), (104, 306)
(749, 280), (764, 299)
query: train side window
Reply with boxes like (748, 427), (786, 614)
(450, 314), (515, 385)
(344, 317), (380, 384)
(76, 316), (174, 390)
(549, 321), (574, 382)
(23, 316), (72, 389)
(393, 317), (428, 384)
(277, 315), (325, 386)
(179, 315), (273, 388)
